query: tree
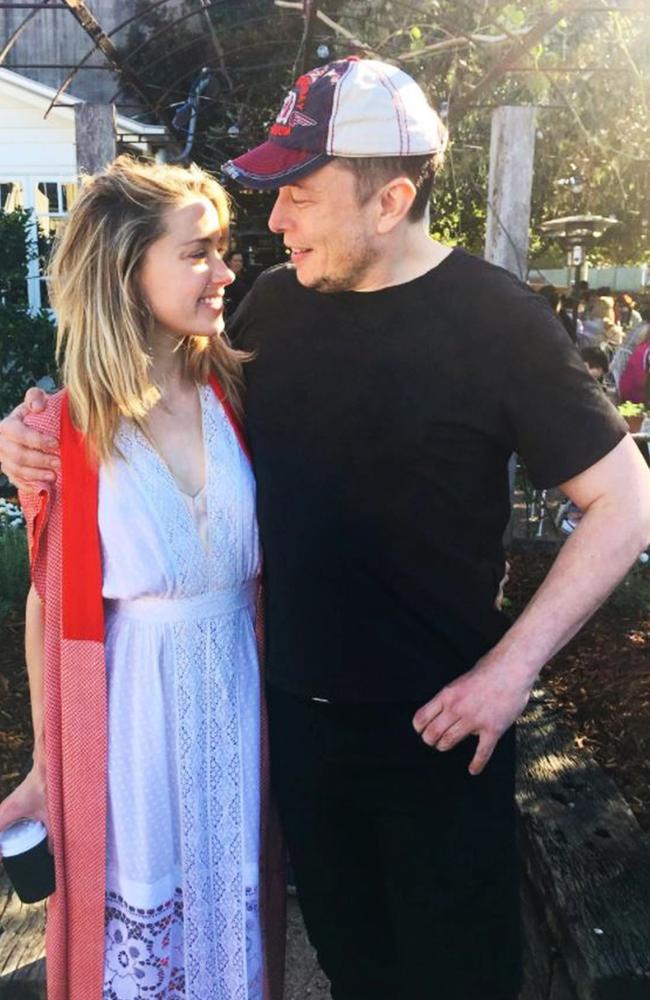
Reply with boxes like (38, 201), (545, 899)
(112, 1), (650, 266)
(336, 0), (650, 266)
(0, 211), (57, 416)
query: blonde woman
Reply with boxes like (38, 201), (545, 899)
(0, 157), (284, 1000)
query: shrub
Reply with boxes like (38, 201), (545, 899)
(0, 500), (29, 619)
(0, 209), (57, 417)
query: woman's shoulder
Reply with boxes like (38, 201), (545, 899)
(24, 389), (66, 436)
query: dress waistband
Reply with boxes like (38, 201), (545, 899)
(105, 580), (257, 624)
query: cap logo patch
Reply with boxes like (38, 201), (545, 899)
(276, 91), (297, 126)
(271, 87), (318, 136)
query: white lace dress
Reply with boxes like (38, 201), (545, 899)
(97, 385), (263, 1000)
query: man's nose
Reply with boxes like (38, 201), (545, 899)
(268, 190), (289, 233)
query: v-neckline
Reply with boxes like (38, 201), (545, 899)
(134, 384), (210, 549)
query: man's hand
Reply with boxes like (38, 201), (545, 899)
(412, 658), (532, 776)
(0, 389), (58, 491)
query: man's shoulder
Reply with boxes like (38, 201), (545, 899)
(439, 248), (536, 306)
(434, 248), (557, 338)
(250, 262), (301, 299)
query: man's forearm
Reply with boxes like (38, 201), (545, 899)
(487, 492), (650, 685)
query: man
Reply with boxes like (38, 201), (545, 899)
(2, 58), (650, 1000)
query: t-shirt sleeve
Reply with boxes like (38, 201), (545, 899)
(500, 294), (627, 489)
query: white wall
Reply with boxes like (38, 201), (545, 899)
(528, 264), (649, 292)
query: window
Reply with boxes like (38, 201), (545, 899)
(35, 181), (78, 307)
(0, 182), (24, 212)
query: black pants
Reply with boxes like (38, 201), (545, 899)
(268, 686), (521, 1000)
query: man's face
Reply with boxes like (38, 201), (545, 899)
(267, 162), (381, 293)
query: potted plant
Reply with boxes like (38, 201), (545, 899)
(617, 401), (647, 434)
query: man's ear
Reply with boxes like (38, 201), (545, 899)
(376, 177), (417, 234)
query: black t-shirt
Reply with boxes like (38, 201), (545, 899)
(229, 249), (626, 703)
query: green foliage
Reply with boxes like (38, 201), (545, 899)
(0, 305), (57, 417)
(618, 401), (646, 418)
(0, 209), (35, 306)
(112, 0), (650, 266)
(0, 210), (57, 417)
(0, 522), (29, 620)
(340, 0), (650, 266)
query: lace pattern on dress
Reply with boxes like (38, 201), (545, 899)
(103, 885), (262, 1000)
(104, 888), (185, 1000)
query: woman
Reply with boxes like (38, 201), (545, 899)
(0, 157), (283, 1000)
(619, 326), (650, 404)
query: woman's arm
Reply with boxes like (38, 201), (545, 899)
(0, 585), (49, 837)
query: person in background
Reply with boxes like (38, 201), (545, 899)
(615, 293), (643, 332)
(224, 249), (252, 315)
(619, 327), (650, 405)
(580, 345), (610, 384)
(537, 284), (577, 342)
(580, 295), (624, 353)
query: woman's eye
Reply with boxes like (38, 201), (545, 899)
(190, 250), (207, 259)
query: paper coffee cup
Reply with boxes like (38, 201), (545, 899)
(0, 819), (55, 903)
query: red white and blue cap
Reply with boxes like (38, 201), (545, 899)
(222, 57), (448, 190)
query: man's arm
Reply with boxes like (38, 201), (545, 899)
(413, 434), (650, 775)
(0, 389), (59, 490)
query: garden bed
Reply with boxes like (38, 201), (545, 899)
(507, 552), (650, 835)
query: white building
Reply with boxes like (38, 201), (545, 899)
(0, 66), (166, 310)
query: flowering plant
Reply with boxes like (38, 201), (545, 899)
(0, 497), (25, 531)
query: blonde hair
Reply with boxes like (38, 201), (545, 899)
(50, 155), (247, 463)
(590, 296), (615, 322)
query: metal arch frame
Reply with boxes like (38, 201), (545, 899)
(151, 57), (297, 116)
(57, 0), (175, 125)
(40, 2), (280, 118)
(105, 10), (282, 105)
(106, 21), (292, 108)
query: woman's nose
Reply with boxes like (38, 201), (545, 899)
(213, 256), (235, 287)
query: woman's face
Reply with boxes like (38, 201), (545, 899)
(139, 196), (234, 339)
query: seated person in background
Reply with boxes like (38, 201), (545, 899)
(580, 295), (624, 352)
(616, 293), (643, 332)
(580, 346), (609, 385)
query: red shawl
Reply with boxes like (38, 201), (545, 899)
(20, 376), (285, 1000)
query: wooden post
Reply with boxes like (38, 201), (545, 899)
(75, 103), (116, 175)
(485, 107), (537, 547)
(484, 106), (537, 280)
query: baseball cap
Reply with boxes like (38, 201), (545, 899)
(222, 57), (448, 190)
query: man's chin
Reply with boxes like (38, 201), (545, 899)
(294, 268), (350, 295)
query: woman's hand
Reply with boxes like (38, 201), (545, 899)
(0, 765), (50, 853)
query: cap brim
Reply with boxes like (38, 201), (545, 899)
(222, 142), (330, 190)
